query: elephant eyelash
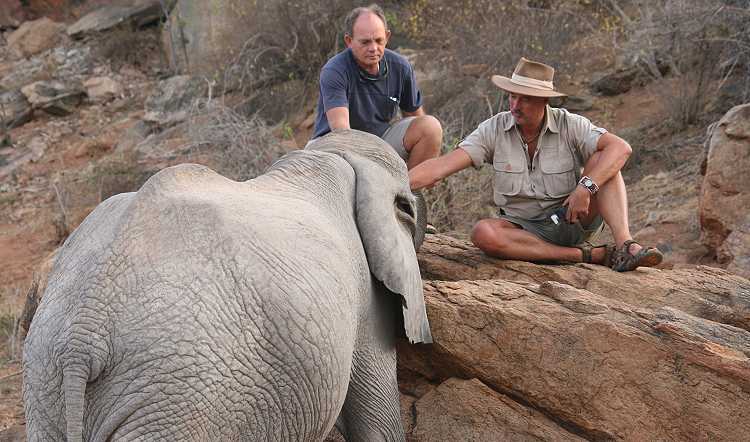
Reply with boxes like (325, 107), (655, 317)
(395, 197), (415, 219)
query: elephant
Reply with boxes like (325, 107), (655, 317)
(23, 129), (432, 442)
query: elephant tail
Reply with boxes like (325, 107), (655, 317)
(62, 362), (89, 442)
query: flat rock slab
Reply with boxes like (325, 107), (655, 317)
(399, 278), (750, 441)
(411, 377), (585, 441)
(21, 80), (85, 116)
(418, 234), (750, 331)
(7, 17), (65, 58)
(67, 0), (164, 37)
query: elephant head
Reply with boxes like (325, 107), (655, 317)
(306, 129), (432, 344)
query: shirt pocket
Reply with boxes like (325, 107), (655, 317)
(493, 156), (525, 200)
(539, 145), (577, 198)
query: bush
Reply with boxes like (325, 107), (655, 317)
(604, 0), (750, 128)
(183, 98), (292, 182)
(51, 151), (149, 243)
(222, 0), (360, 97)
(94, 24), (165, 72)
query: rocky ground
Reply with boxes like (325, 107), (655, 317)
(0, 1), (747, 440)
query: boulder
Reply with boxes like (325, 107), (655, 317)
(67, 0), (168, 38)
(0, 89), (32, 128)
(6, 17), (65, 58)
(0, 0), (24, 29)
(143, 75), (206, 127)
(21, 80), (86, 116)
(83, 76), (124, 102)
(163, 0), (257, 76)
(411, 378), (584, 441)
(724, 214), (750, 280)
(49, 46), (94, 79)
(0, 57), (50, 91)
(700, 103), (750, 274)
(397, 234), (750, 440)
(418, 234), (750, 331)
(590, 67), (639, 96)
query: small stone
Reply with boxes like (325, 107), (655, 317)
(84, 76), (124, 102)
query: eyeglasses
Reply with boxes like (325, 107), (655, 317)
(358, 58), (389, 82)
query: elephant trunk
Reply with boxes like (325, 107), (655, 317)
(413, 190), (427, 251)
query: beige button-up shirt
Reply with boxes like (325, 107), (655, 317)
(459, 106), (607, 220)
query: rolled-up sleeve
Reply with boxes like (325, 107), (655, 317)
(458, 119), (494, 169)
(565, 112), (607, 162)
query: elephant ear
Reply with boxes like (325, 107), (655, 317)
(340, 149), (433, 344)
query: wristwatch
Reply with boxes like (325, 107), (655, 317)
(578, 175), (599, 194)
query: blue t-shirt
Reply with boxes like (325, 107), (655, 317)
(312, 48), (423, 139)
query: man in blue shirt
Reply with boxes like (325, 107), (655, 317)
(311, 5), (442, 170)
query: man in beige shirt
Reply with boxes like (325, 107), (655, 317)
(409, 57), (662, 272)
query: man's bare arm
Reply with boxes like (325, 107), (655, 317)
(564, 132), (632, 223)
(326, 106), (350, 130)
(588, 132), (632, 186)
(409, 148), (473, 190)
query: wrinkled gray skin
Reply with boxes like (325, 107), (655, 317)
(23, 129), (432, 442)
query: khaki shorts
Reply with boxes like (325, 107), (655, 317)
(500, 209), (605, 247)
(381, 117), (416, 162)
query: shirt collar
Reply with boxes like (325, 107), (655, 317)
(502, 105), (559, 134)
(348, 49), (388, 81)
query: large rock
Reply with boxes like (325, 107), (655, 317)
(590, 67), (639, 96)
(163, 0), (257, 76)
(0, 0), (24, 29)
(700, 103), (750, 275)
(418, 234), (750, 331)
(21, 80), (86, 116)
(0, 89), (32, 128)
(67, 0), (167, 38)
(411, 378), (585, 441)
(143, 75), (206, 127)
(397, 235), (750, 440)
(6, 17), (65, 58)
(725, 214), (750, 279)
(0, 57), (50, 91)
(83, 76), (124, 102)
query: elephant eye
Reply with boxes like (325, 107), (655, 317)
(395, 196), (415, 219)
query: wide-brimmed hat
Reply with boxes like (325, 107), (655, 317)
(491, 57), (567, 98)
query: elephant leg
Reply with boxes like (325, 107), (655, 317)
(337, 287), (405, 442)
(337, 345), (404, 442)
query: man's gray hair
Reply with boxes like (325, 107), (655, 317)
(344, 4), (388, 37)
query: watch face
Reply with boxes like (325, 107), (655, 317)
(584, 178), (593, 187)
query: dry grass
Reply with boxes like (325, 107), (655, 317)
(183, 98), (292, 182)
(50, 151), (149, 244)
(604, 0), (750, 128)
(0, 285), (22, 364)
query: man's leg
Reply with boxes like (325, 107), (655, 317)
(470, 219), (610, 263)
(402, 115), (442, 169)
(582, 152), (643, 256)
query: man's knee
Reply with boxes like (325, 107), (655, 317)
(405, 115), (442, 153)
(470, 219), (514, 251)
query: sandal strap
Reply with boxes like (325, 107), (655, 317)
(580, 244), (592, 263)
(621, 239), (640, 254)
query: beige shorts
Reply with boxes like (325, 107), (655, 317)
(380, 117), (416, 161)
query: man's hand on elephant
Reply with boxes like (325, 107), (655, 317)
(408, 165), (437, 190)
(563, 187), (591, 224)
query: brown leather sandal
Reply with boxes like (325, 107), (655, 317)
(577, 243), (616, 266)
(611, 240), (664, 272)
